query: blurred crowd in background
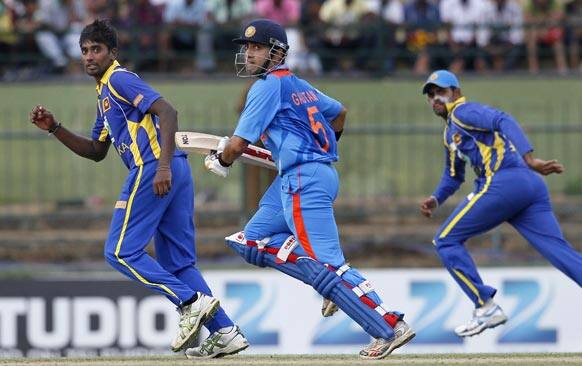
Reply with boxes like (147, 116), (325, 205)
(1, 0), (582, 79)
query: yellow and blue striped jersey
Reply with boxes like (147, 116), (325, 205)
(432, 97), (533, 204)
(91, 60), (185, 170)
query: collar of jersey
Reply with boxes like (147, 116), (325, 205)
(96, 60), (121, 94)
(446, 97), (466, 117)
(267, 64), (289, 74)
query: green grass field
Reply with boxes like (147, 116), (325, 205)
(1, 77), (581, 204)
(1, 353), (582, 366)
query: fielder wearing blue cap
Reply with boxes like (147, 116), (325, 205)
(422, 70), (460, 94)
(420, 70), (582, 338)
(199, 19), (415, 360)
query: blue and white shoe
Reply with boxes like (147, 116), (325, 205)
(171, 293), (220, 352)
(185, 325), (249, 359)
(455, 299), (508, 337)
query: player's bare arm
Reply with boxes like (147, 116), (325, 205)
(331, 107), (347, 131)
(30, 104), (110, 162)
(203, 135), (249, 178)
(221, 136), (249, 165)
(148, 98), (178, 196)
(331, 107), (347, 140)
(523, 152), (565, 176)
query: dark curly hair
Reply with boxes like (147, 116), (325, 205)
(79, 19), (118, 50)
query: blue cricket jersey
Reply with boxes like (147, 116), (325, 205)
(233, 66), (343, 174)
(91, 60), (186, 170)
(432, 97), (533, 204)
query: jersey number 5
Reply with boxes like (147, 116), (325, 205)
(307, 106), (330, 152)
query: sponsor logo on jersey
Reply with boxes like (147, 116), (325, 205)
(453, 133), (462, 145)
(102, 97), (111, 112)
(117, 142), (131, 155)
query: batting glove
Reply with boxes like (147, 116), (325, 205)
(204, 153), (231, 178)
(216, 136), (229, 152)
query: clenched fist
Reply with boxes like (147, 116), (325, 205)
(420, 196), (438, 218)
(30, 105), (58, 131)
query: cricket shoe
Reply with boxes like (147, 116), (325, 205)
(454, 299), (508, 337)
(185, 325), (249, 359)
(321, 298), (339, 317)
(359, 320), (415, 360)
(170, 292), (220, 352)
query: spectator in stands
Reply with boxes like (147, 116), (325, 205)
(524, 0), (568, 74)
(477, 0), (524, 71)
(113, 0), (166, 71)
(13, 0), (43, 68)
(368, 0), (404, 73)
(162, 0), (215, 73)
(565, 0), (582, 70)
(297, 0), (325, 74)
(0, 1), (18, 76)
(318, 0), (377, 72)
(83, 0), (115, 21)
(403, 0), (445, 75)
(300, 0), (325, 31)
(256, 0), (300, 26)
(35, 0), (86, 74)
(207, 0), (254, 57)
(440, 0), (488, 73)
(256, 0), (312, 73)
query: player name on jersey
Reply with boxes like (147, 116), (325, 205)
(291, 90), (319, 106)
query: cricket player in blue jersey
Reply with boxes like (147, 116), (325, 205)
(198, 18), (415, 359)
(29, 20), (248, 357)
(420, 70), (582, 337)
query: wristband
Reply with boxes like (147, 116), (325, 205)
(48, 122), (62, 135)
(218, 153), (232, 167)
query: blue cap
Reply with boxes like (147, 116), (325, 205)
(422, 70), (460, 94)
(233, 19), (289, 51)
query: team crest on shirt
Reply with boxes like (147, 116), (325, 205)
(453, 133), (462, 145)
(102, 97), (111, 112)
(245, 26), (256, 37)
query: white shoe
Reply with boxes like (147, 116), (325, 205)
(359, 320), (415, 360)
(170, 292), (220, 352)
(185, 325), (249, 359)
(454, 299), (507, 337)
(321, 298), (339, 317)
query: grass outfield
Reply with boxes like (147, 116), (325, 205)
(1, 354), (582, 366)
(1, 77), (581, 204)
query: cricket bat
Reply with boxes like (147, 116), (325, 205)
(175, 131), (276, 170)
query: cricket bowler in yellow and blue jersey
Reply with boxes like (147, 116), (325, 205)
(29, 20), (248, 357)
(201, 19), (415, 360)
(420, 70), (582, 338)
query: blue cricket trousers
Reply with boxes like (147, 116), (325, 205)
(433, 167), (582, 307)
(104, 156), (232, 332)
(245, 163), (390, 309)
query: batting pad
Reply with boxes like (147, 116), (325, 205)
(297, 257), (395, 340)
(225, 232), (312, 285)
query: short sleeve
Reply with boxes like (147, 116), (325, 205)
(108, 71), (162, 114)
(233, 77), (282, 144)
(315, 88), (343, 123)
